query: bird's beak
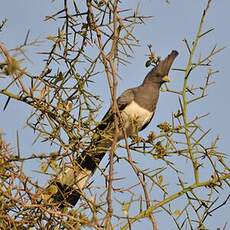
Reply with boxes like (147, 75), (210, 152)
(162, 75), (170, 82)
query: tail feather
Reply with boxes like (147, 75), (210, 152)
(50, 138), (113, 207)
(52, 165), (92, 208)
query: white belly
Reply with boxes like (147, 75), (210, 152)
(121, 101), (153, 132)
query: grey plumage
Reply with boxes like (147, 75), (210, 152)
(50, 50), (179, 208)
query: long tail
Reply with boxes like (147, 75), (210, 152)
(50, 130), (114, 208)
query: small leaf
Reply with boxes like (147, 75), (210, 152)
(50, 159), (59, 173)
(39, 86), (48, 99)
(145, 60), (152, 68)
(57, 102), (65, 110)
(157, 122), (171, 132)
(66, 101), (73, 112)
(122, 202), (131, 216)
(54, 71), (64, 83)
(173, 209), (181, 217)
(158, 175), (163, 185)
(47, 35), (57, 42)
(40, 161), (48, 173)
(47, 184), (58, 195)
(4, 57), (21, 75)
(41, 194), (51, 202)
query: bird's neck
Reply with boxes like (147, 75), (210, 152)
(141, 78), (161, 90)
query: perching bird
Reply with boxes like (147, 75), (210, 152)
(50, 50), (179, 208)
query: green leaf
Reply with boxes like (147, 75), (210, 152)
(158, 175), (163, 185)
(40, 161), (48, 173)
(122, 202), (131, 216)
(173, 210), (181, 217)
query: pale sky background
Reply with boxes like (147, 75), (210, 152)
(0, 1), (229, 229)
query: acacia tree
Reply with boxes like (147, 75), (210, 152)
(0, 0), (229, 229)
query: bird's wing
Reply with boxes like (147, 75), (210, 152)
(117, 88), (135, 110)
(96, 88), (135, 131)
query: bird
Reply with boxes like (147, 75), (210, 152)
(49, 50), (179, 208)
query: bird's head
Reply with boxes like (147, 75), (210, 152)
(144, 50), (179, 85)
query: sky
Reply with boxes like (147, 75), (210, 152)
(0, 0), (229, 229)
